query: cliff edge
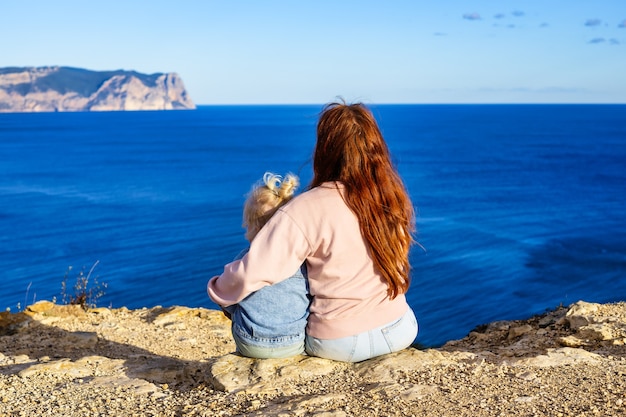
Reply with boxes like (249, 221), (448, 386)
(0, 300), (624, 416)
(0, 66), (195, 112)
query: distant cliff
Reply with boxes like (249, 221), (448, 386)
(0, 66), (195, 112)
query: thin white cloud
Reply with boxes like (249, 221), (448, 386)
(478, 86), (585, 95)
(585, 19), (602, 27)
(463, 12), (481, 21)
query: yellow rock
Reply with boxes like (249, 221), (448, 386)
(25, 301), (85, 318)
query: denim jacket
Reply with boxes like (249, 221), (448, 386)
(223, 248), (310, 348)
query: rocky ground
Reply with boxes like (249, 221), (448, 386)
(1, 300), (625, 416)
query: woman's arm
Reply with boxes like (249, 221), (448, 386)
(207, 210), (311, 306)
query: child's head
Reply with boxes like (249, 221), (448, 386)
(243, 172), (299, 241)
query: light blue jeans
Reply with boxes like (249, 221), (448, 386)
(305, 308), (418, 362)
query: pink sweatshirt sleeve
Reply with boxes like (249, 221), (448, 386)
(207, 210), (311, 306)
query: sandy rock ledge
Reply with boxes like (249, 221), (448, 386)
(1, 300), (625, 416)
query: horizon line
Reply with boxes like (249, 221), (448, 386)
(194, 102), (626, 106)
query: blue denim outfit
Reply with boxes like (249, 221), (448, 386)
(223, 248), (310, 358)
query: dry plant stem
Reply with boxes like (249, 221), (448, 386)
(61, 260), (106, 310)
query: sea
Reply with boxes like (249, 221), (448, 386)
(1, 104), (625, 347)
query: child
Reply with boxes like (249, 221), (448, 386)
(218, 172), (310, 359)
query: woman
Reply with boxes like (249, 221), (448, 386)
(208, 101), (418, 362)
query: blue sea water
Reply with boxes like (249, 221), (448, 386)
(1, 104), (625, 347)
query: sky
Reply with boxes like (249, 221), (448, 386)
(2, 1), (625, 104)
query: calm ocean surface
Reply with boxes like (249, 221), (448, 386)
(1, 104), (625, 347)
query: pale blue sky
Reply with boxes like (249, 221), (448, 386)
(2, 1), (625, 104)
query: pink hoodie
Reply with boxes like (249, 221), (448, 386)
(207, 182), (409, 339)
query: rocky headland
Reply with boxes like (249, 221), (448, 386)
(0, 67), (195, 112)
(1, 300), (625, 416)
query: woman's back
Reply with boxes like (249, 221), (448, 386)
(251, 182), (409, 340)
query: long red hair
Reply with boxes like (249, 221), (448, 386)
(311, 101), (416, 298)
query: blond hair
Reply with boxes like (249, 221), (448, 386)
(243, 172), (299, 241)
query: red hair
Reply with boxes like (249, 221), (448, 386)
(311, 102), (416, 298)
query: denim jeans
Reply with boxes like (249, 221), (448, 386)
(231, 332), (305, 359)
(223, 248), (310, 359)
(305, 308), (418, 362)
